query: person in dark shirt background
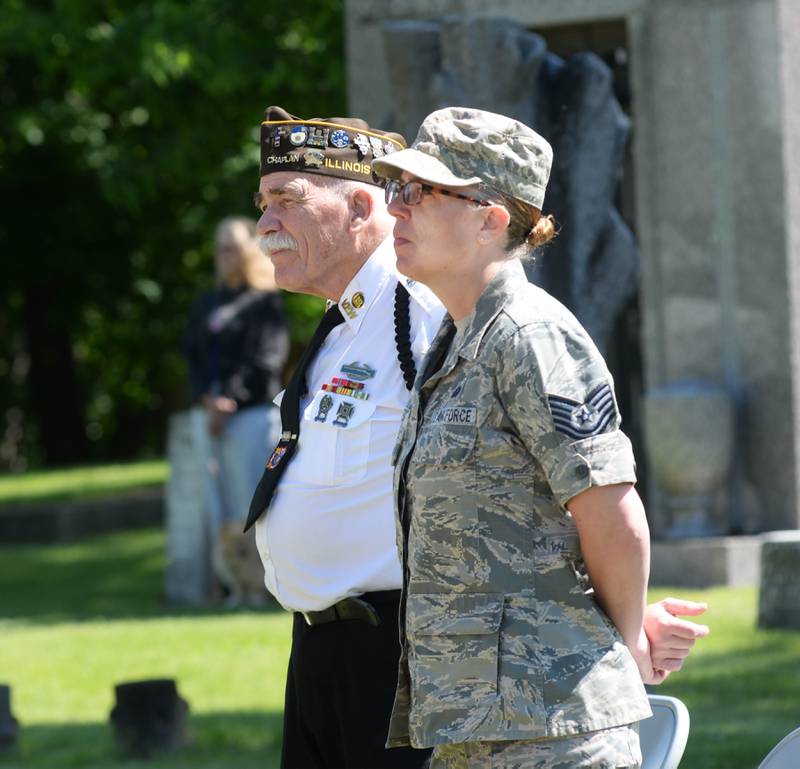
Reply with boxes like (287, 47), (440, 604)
(184, 216), (290, 546)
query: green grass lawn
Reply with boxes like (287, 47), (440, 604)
(648, 585), (800, 769)
(0, 461), (168, 505)
(0, 528), (290, 769)
(1, 527), (799, 768)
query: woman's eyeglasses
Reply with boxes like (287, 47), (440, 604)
(384, 179), (491, 207)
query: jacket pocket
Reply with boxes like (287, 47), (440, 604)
(412, 423), (477, 466)
(406, 592), (504, 714)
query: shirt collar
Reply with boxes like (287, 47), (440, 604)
(335, 237), (396, 332)
(452, 258), (529, 360)
(401, 274), (442, 316)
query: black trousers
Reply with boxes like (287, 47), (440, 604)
(281, 591), (431, 769)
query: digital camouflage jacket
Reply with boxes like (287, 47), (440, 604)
(388, 259), (651, 749)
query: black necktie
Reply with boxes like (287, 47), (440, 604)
(418, 318), (456, 408)
(243, 304), (345, 532)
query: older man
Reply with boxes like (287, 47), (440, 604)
(245, 106), (708, 769)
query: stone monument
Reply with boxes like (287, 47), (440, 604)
(0, 685), (18, 752)
(164, 410), (211, 604)
(380, 17), (638, 355)
(344, 1), (800, 586)
(110, 679), (191, 757)
(643, 380), (734, 538)
(758, 531), (800, 628)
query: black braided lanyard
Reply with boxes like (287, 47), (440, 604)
(393, 282), (416, 391)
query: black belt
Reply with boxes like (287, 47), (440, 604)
(299, 590), (400, 627)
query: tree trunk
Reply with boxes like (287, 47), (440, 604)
(22, 280), (90, 465)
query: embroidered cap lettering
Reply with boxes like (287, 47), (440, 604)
(547, 383), (616, 440)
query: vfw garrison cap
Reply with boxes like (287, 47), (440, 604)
(372, 107), (553, 209)
(261, 105), (406, 185)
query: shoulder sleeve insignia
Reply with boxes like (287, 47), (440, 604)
(546, 383), (617, 440)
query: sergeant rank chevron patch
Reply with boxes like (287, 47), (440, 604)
(547, 384), (616, 440)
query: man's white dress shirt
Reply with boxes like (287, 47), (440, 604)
(255, 238), (445, 612)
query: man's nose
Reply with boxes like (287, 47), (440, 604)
(257, 208), (281, 234)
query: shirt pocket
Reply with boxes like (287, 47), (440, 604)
(412, 422), (477, 465)
(294, 391), (377, 486)
(406, 592), (504, 715)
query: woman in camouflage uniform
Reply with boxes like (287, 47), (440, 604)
(372, 108), (655, 768)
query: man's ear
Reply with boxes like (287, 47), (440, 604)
(478, 204), (511, 245)
(349, 188), (373, 230)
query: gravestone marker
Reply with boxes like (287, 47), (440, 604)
(758, 531), (800, 628)
(0, 685), (18, 752)
(165, 410), (210, 604)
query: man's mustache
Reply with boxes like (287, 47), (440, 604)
(259, 233), (299, 255)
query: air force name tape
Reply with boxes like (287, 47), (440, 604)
(261, 105), (406, 185)
(547, 383), (617, 440)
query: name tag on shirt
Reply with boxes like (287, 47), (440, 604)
(432, 406), (477, 425)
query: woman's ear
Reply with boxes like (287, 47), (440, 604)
(349, 188), (373, 230)
(477, 204), (511, 245)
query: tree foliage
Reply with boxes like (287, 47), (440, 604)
(0, 0), (342, 469)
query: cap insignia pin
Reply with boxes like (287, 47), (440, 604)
(340, 299), (357, 319)
(353, 133), (371, 158)
(271, 126), (287, 148)
(289, 126), (308, 146)
(330, 129), (350, 149)
(306, 127), (329, 148)
(304, 149), (325, 167)
(369, 136), (385, 158)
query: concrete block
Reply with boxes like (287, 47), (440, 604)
(758, 530), (800, 628)
(164, 411), (210, 605)
(650, 535), (762, 588)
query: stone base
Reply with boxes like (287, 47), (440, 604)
(0, 684), (19, 752)
(110, 679), (190, 758)
(758, 531), (800, 628)
(650, 535), (763, 588)
(0, 488), (163, 543)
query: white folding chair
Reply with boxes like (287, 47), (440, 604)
(639, 694), (690, 769)
(758, 726), (800, 769)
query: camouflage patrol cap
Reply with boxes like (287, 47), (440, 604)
(372, 107), (552, 209)
(261, 106), (406, 186)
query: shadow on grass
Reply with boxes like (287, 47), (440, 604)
(0, 710), (283, 769)
(653, 635), (800, 769)
(0, 527), (284, 625)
